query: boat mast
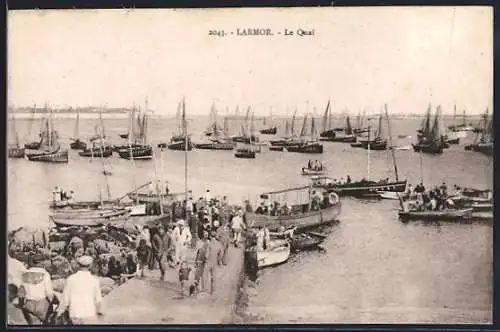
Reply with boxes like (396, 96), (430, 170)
(384, 104), (399, 181)
(128, 104), (138, 202)
(367, 118), (371, 180)
(183, 97), (188, 202)
(98, 109), (112, 200)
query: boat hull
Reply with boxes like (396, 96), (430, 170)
(412, 143), (443, 154)
(315, 179), (407, 196)
(245, 201), (341, 231)
(286, 143), (323, 154)
(118, 146), (153, 160)
(127, 192), (184, 205)
(167, 139), (194, 151)
(26, 150), (69, 163)
(78, 147), (113, 158)
(235, 151), (256, 158)
(119, 133), (129, 139)
(260, 127), (277, 135)
(269, 146), (285, 152)
(194, 143), (235, 150)
(301, 168), (326, 176)
(363, 140), (387, 150)
(8, 147), (25, 158)
(49, 214), (129, 227)
(24, 142), (41, 150)
(257, 243), (291, 269)
(70, 140), (87, 150)
(398, 208), (473, 221)
(320, 135), (356, 143)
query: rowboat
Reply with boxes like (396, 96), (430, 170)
(269, 228), (327, 251)
(398, 208), (473, 221)
(234, 149), (256, 159)
(257, 242), (291, 269)
(49, 214), (129, 227)
(245, 186), (341, 231)
(51, 208), (128, 220)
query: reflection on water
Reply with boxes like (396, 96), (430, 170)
(8, 116), (493, 323)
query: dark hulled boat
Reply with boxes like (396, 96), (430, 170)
(413, 104), (447, 154)
(287, 142), (323, 154)
(260, 126), (277, 135)
(8, 115), (25, 158)
(119, 133), (129, 139)
(464, 109), (493, 156)
(312, 177), (407, 197)
(27, 148), (69, 163)
(79, 146), (113, 158)
(70, 139), (87, 150)
(235, 149), (256, 158)
(118, 145), (153, 160)
(167, 137), (193, 151)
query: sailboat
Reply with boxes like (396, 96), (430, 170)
(319, 100), (335, 138)
(24, 105), (44, 150)
(69, 110), (87, 150)
(8, 115), (25, 158)
(118, 100), (154, 160)
(312, 105), (407, 197)
(353, 110), (369, 134)
(448, 106), (474, 134)
(259, 108), (277, 135)
(465, 108), (493, 156)
(235, 112), (257, 158)
(362, 114), (387, 151)
(269, 109), (299, 148)
(232, 107), (260, 143)
(26, 105), (69, 163)
(320, 114), (356, 143)
(286, 113), (324, 154)
(79, 110), (113, 158)
(204, 103), (224, 137)
(119, 107), (133, 139)
(164, 101), (194, 151)
(412, 105), (446, 154)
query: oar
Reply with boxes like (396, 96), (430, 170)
(114, 181), (153, 202)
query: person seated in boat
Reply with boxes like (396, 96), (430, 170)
(52, 186), (62, 203)
(346, 175), (352, 184)
(281, 204), (291, 216)
(308, 159), (313, 169)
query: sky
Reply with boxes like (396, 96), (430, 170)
(8, 7), (493, 116)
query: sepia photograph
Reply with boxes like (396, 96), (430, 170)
(7, 6), (493, 325)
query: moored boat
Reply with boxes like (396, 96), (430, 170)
(194, 141), (235, 150)
(118, 146), (153, 160)
(70, 139), (87, 150)
(9, 147), (25, 158)
(8, 115), (26, 158)
(398, 208), (473, 221)
(79, 146), (113, 158)
(27, 148), (69, 163)
(312, 176), (407, 197)
(257, 242), (291, 269)
(119, 133), (129, 139)
(235, 149), (256, 159)
(260, 126), (277, 135)
(245, 186), (341, 231)
(287, 142), (323, 154)
(49, 214), (129, 228)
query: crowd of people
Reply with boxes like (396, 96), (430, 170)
(252, 190), (335, 216)
(402, 182), (466, 212)
(8, 189), (256, 325)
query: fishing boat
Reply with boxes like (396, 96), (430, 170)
(269, 227), (327, 251)
(448, 106), (475, 136)
(26, 107), (69, 163)
(257, 242), (291, 269)
(119, 133), (129, 139)
(232, 107), (261, 144)
(460, 187), (492, 199)
(118, 103), (153, 160)
(318, 100), (336, 138)
(51, 207), (128, 220)
(464, 109), (493, 156)
(8, 115), (25, 158)
(79, 145), (113, 158)
(204, 103), (225, 137)
(320, 109), (356, 143)
(260, 109), (277, 135)
(313, 177), (408, 196)
(24, 106), (43, 150)
(412, 104), (446, 154)
(69, 110), (87, 150)
(49, 214), (130, 228)
(234, 113), (258, 158)
(162, 101), (194, 151)
(245, 185), (341, 230)
(389, 145), (411, 151)
(360, 114), (387, 151)
(398, 208), (473, 221)
(286, 113), (323, 154)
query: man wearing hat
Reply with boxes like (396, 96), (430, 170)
(151, 226), (166, 280)
(173, 219), (192, 265)
(56, 256), (102, 324)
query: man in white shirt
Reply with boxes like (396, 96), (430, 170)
(231, 210), (246, 247)
(18, 259), (55, 325)
(56, 256), (102, 324)
(173, 220), (192, 265)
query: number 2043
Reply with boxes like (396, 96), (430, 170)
(208, 30), (226, 37)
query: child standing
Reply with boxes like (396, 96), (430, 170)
(178, 260), (192, 297)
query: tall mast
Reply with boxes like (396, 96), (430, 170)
(384, 104), (399, 181)
(99, 108), (112, 199)
(183, 98), (188, 202)
(367, 118), (371, 180)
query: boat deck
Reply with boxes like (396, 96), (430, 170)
(98, 245), (244, 324)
